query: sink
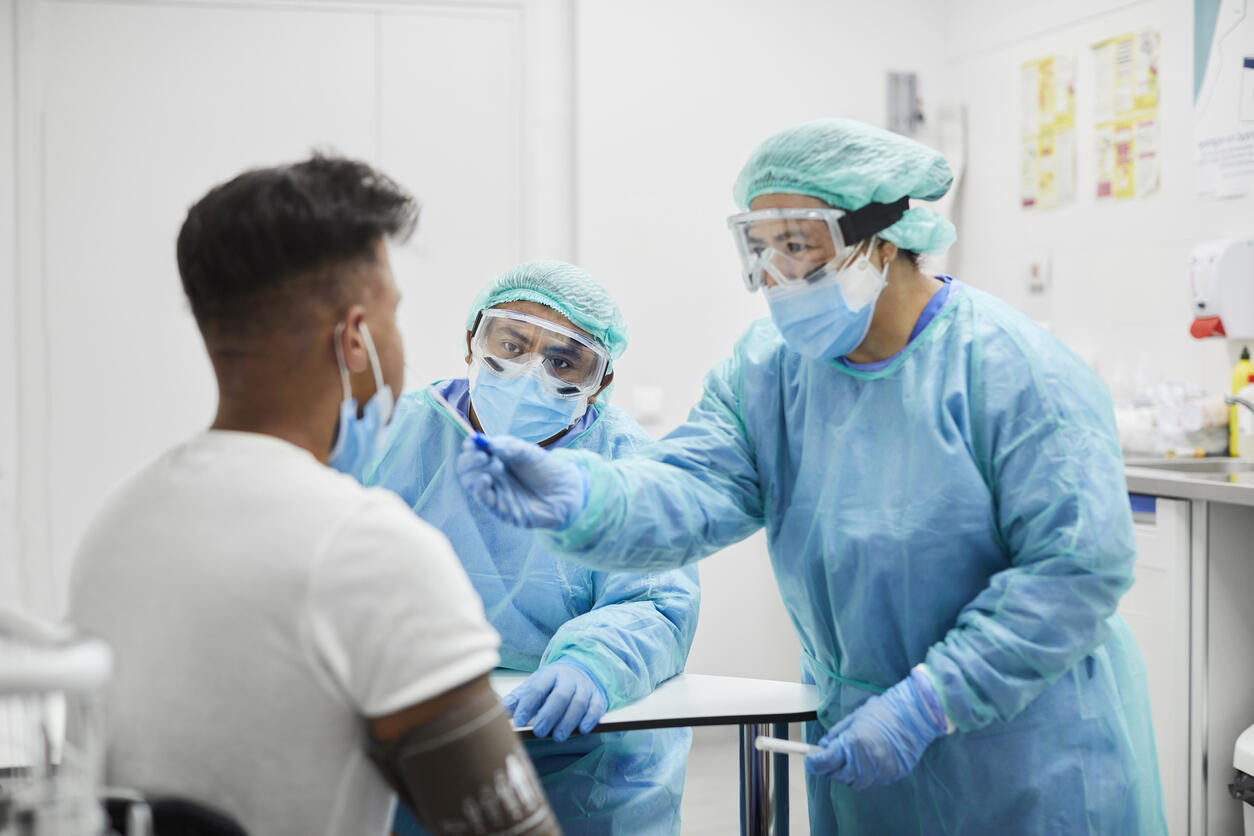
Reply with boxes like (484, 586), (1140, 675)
(1125, 458), (1254, 474)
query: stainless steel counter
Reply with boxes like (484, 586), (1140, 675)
(1125, 464), (1254, 507)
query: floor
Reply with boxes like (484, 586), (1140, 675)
(679, 725), (810, 836)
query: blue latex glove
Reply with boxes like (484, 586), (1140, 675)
(805, 667), (948, 790)
(456, 435), (588, 529)
(503, 661), (609, 742)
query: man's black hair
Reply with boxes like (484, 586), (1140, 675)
(176, 154), (419, 338)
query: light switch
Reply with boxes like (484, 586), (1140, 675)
(1023, 251), (1053, 326)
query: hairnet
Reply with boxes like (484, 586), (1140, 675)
(733, 118), (957, 254)
(466, 260), (628, 362)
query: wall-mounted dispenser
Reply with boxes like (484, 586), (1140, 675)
(1189, 239), (1254, 338)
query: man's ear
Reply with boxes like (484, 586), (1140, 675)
(339, 305), (371, 374)
(465, 331), (474, 366)
(878, 239), (899, 267)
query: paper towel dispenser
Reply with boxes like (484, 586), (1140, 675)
(1190, 239), (1254, 339)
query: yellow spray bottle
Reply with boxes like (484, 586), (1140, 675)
(1231, 347), (1253, 456)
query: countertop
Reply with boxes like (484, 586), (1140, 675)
(1125, 461), (1254, 507)
(489, 671), (818, 734)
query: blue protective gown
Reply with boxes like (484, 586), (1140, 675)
(542, 283), (1166, 834)
(366, 381), (700, 836)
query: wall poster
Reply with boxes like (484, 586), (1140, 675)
(1092, 30), (1161, 201)
(1020, 54), (1077, 210)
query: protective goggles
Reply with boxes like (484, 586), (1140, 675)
(727, 197), (908, 292)
(470, 308), (611, 399)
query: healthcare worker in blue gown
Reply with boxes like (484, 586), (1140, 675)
(364, 260), (701, 836)
(456, 120), (1167, 835)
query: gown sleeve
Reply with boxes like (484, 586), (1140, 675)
(542, 351), (767, 572)
(923, 344), (1137, 732)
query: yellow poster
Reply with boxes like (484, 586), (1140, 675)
(1093, 30), (1161, 200)
(1021, 54), (1077, 210)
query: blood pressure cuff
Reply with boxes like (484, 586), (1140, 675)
(368, 685), (559, 835)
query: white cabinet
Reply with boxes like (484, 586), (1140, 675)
(1122, 495), (1191, 836)
(1201, 503), (1254, 836)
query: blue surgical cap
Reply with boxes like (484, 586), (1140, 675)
(466, 260), (628, 361)
(733, 118), (957, 254)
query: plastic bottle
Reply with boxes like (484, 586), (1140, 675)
(1231, 347), (1253, 456)
(1237, 374), (1254, 458)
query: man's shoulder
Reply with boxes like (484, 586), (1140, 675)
(76, 432), (387, 563)
(320, 484), (456, 572)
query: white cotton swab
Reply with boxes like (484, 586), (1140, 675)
(429, 385), (490, 450)
(753, 736), (822, 757)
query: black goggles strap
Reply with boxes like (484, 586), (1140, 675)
(836, 196), (910, 245)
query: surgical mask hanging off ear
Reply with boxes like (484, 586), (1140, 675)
(765, 242), (889, 361)
(328, 322), (394, 478)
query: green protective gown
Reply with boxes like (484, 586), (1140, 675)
(542, 283), (1166, 834)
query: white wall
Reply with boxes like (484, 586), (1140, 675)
(945, 0), (1251, 397)
(573, 0), (951, 680)
(1, 0), (19, 611)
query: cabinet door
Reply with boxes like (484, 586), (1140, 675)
(1121, 495), (1190, 835)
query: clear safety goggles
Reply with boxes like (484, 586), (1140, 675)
(727, 198), (909, 293)
(728, 208), (854, 292)
(470, 308), (611, 399)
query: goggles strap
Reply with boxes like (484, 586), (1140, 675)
(836, 196), (909, 244)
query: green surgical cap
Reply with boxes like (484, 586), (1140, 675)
(733, 118), (957, 254)
(465, 260), (628, 362)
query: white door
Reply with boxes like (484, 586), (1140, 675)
(11, 0), (573, 618)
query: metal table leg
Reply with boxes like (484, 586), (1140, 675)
(772, 721), (789, 836)
(739, 722), (773, 836)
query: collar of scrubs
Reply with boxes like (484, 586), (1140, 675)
(434, 377), (601, 448)
(838, 275), (959, 373)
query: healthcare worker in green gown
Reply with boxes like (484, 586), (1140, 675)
(366, 260), (700, 835)
(455, 119), (1167, 835)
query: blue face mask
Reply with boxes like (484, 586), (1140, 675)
(469, 363), (587, 444)
(765, 250), (888, 361)
(328, 322), (394, 479)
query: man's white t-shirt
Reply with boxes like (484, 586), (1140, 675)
(69, 431), (500, 836)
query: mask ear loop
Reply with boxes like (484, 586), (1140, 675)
(359, 322), (387, 394)
(333, 322), (352, 402)
(858, 235), (890, 284)
(830, 234), (884, 276)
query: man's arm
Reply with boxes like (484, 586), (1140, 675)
(310, 495), (551, 832)
(540, 566), (700, 708)
(369, 674), (559, 836)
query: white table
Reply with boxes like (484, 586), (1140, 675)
(491, 672), (819, 836)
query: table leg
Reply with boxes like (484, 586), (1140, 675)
(739, 722), (773, 836)
(772, 721), (789, 836)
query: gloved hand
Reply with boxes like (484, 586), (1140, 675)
(503, 661), (609, 742)
(805, 666), (948, 790)
(457, 435), (588, 529)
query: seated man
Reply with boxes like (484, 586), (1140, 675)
(69, 157), (558, 836)
(366, 260), (701, 835)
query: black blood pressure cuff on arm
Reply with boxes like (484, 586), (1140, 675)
(368, 685), (560, 835)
